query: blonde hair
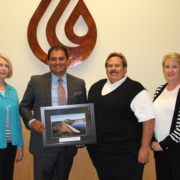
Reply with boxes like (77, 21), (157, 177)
(162, 52), (180, 67)
(105, 52), (127, 68)
(0, 54), (13, 78)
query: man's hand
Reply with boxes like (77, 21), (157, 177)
(138, 147), (149, 164)
(31, 120), (46, 134)
(151, 142), (163, 151)
(138, 118), (155, 164)
(16, 147), (23, 162)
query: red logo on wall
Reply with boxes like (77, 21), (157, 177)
(28, 0), (97, 67)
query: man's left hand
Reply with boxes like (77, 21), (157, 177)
(138, 118), (154, 164)
(138, 147), (149, 164)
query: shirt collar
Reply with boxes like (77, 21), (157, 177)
(51, 73), (67, 83)
(107, 75), (127, 87)
(5, 82), (11, 91)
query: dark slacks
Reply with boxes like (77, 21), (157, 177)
(155, 151), (180, 180)
(88, 150), (144, 180)
(34, 146), (74, 180)
(0, 143), (17, 180)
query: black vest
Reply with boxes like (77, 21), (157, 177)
(87, 77), (145, 155)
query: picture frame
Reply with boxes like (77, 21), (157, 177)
(40, 103), (96, 148)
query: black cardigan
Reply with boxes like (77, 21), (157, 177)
(153, 83), (180, 161)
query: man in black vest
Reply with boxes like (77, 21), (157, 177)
(87, 52), (155, 180)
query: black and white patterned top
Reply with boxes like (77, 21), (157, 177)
(153, 83), (180, 149)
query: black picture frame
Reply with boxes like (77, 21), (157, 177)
(40, 103), (96, 148)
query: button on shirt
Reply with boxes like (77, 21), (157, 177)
(102, 75), (155, 122)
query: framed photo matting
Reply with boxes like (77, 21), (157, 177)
(41, 103), (96, 148)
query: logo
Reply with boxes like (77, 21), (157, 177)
(28, 0), (97, 67)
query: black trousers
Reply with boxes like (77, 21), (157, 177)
(34, 146), (74, 180)
(88, 150), (144, 180)
(155, 151), (180, 180)
(0, 143), (17, 180)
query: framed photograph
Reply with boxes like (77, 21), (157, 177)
(41, 103), (96, 148)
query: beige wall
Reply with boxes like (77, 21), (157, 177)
(1, 0), (180, 179)
(3, 0), (180, 97)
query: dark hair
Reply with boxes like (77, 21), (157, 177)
(105, 52), (127, 68)
(48, 45), (69, 60)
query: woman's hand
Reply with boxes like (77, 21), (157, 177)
(151, 142), (163, 151)
(16, 147), (23, 162)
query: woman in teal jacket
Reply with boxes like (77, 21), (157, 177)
(0, 54), (23, 180)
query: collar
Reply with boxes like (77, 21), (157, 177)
(51, 73), (67, 83)
(107, 75), (127, 87)
(5, 82), (12, 90)
(102, 75), (127, 96)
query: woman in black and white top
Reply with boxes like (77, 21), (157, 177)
(151, 52), (180, 180)
(0, 54), (23, 180)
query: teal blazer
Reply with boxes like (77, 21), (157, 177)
(0, 83), (23, 148)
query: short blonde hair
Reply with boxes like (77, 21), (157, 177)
(105, 52), (127, 68)
(0, 54), (13, 78)
(162, 52), (180, 67)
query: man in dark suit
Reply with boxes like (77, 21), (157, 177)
(20, 45), (87, 180)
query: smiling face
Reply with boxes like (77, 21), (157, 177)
(106, 56), (127, 84)
(163, 59), (180, 83)
(0, 57), (9, 80)
(48, 50), (69, 77)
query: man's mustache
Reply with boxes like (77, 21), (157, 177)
(110, 70), (118, 74)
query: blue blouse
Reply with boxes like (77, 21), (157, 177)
(0, 82), (23, 148)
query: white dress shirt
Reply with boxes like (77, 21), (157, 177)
(102, 76), (155, 122)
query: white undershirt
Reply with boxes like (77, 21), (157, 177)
(102, 76), (155, 122)
(153, 85), (180, 142)
(0, 91), (11, 142)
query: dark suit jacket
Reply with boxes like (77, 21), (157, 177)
(19, 72), (87, 155)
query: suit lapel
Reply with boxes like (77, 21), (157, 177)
(67, 73), (74, 105)
(44, 72), (52, 106)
